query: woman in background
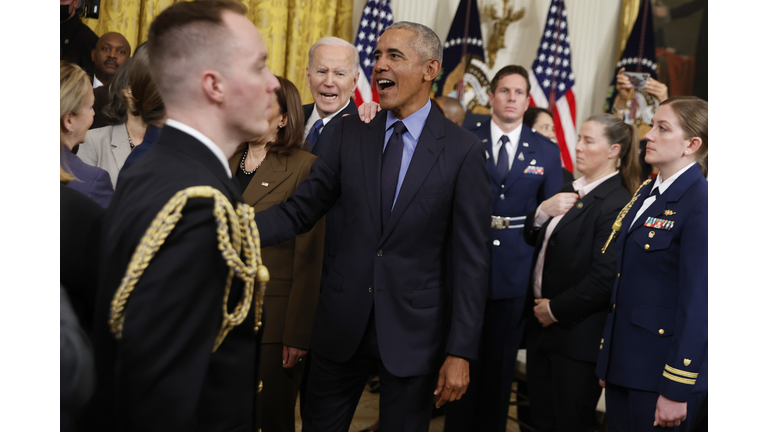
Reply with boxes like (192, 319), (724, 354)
(523, 113), (640, 432)
(596, 97), (707, 430)
(228, 76), (325, 432)
(523, 107), (574, 184)
(60, 60), (113, 208)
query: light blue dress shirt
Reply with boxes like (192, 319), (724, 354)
(383, 99), (432, 210)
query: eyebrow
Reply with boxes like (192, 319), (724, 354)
(374, 48), (406, 57)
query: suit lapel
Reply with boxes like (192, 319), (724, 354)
(505, 126), (536, 186)
(363, 114), (388, 236)
(111, 125), (131, 169)
(240, 153), (292, 205)
(312, 99), (358, 156)
(381, 106), (445, 244)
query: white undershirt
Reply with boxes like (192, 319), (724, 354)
(490, 120), (522, 171)
(303, 100), (351, 140)
(165, 119), (232, 178)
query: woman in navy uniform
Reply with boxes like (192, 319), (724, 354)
(522, 114), (640, 431)
(596, 96), (708, 431)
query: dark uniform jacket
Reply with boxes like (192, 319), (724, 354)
(87, 126), (263, 431)
(467, 120), (562, 299)
(597, 164), (708, 402)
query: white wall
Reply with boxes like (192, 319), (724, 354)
(352, 0), (622, 136)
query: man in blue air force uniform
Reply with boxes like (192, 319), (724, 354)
(445, 65), (563, 432)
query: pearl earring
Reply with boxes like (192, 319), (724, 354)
(278, 124), (284, 129)
(68, 130), (74, 135)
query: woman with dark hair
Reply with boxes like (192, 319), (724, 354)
(523, 107), (575, 184)
(522, 113), (641, 431)
(597, 97), (707, 430)
(80, 44), (166, 187)
(228, 76), (324, 432)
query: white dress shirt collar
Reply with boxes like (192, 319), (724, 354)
(164, 119), (232, 178)
(490, 120), (522, 170)
(572, 170), (620, 198)
(93, 75), (103, 89)
(303, 100), (351, 140)
(651, 161), (697, 195)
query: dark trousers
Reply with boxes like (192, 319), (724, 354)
(605, 383), (705, 432)
(259, 343), (305, 432)
(301, 311), (438, 432)
(526, 320), (602, 432)
(444, 297), (526, 432)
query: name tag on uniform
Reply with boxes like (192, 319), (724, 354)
(644, 217), (674, 230)
(523, 166), (544, 175)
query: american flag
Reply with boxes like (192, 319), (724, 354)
(353, 0), (394, 105)
(528, 0), (576, 173)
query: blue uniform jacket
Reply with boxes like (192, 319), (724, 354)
(596, 164), (707, 402)
(468, 120), (562, 299)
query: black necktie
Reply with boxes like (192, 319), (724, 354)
(381, 121), (407, 229)
(306, 119), (324, 153)
(648, 186), (660, 198)
(497, 135), (510, 182)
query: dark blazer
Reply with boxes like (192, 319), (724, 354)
(522, 174), (630, 363)
(90, 85), (112, 130)
(254, 104), (492, 377)
(60, 184), (104, 332)
(228, 150), (324, 349)
(597, 165), (708, 402)
(467, 120), (562, 299)
(63, 149), (114, 208)
(303, 99), (358, 283)
(87, 127), (262, 432)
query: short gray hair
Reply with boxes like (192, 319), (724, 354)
(308, 37), (359, 71)
(387, 21), (443, 64)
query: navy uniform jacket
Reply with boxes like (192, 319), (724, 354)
(468, 120), (562, 299)
(596, 164), (708, 402)
(254, 105), (491, 377)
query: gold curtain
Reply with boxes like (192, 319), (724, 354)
(84, 0), (354, 103)
(616, 0), (642, 64)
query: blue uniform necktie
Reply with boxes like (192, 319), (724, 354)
(306, 118), (324, 153)
(381, 121), (407, 229)
(497, 135), (510, 182)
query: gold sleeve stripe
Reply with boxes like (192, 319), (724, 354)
(665, 365), (699, 378)
(662, 371), (696, 385)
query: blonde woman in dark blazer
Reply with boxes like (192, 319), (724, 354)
(229, 76), (324, 432)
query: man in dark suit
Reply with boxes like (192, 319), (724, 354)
(254, 21), (491, 432)
(90, 32), (131, 89)
(61, 0), (98, 79)
(85, 1), (280, 431)
(444, 65), (563, 432)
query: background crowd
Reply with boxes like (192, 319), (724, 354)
(58, 1), (708, 431)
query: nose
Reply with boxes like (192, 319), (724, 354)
(269, 71), (280, 93)
(323, 73), (334, 86)
(644, 128), (654, 142)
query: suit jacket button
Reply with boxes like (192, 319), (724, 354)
(368, 286), (373, 292)
(493, 240), (500, 246)
(377, 250), (383, 256)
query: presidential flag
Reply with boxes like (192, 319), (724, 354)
(433, 0), (491, 113)
(528, 0), (576, 173)
(353, 0), (394, 105)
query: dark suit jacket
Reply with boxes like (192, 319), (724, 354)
(90, 85), (112, 130)
(254, 104), (491, 377)
(87, 126), (262, 432)
(60, 184), (104, 333)
(522, 174), (630, 363)
(468, 120), (562, 299)
(303, 99), (360, 288)
(229, 150), (324, 349)
(597, 164), (708, 402)
(63, 149), (114, 208)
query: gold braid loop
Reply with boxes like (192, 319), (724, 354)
(108, 186), (271, 353)
(601, 179), (652, 254)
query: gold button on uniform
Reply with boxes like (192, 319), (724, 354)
(617, 273), (620, 278)
(644, 244), (650, 250)
(648, 231), (655, 238)
(601, 338), (604, 343)
(599, 344), (603, 349)
(613, 304), (616, 309)
(658, 329), (665, 335)
(577, 202), (583, 208)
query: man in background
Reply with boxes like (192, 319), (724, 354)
(60, 0), (98, 78)
(434, 95), (466, 126)
(91, 32), (132, 88)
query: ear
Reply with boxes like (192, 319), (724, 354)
(424, 59), (440, 82)
(279, 112), (288, 128)
(201, 70), (226, 104)
(306, 66), (311, 88)
(685, 136), (702, 156)
(91, 48), (96, 63)
(608, 143), (622, 158)
(62, 112), (74, 133)
(353, 70), (360, 87)
(522, 93), (530, 111)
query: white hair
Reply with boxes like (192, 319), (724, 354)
(308, 37), (359, 71)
